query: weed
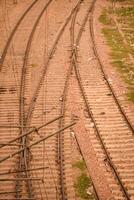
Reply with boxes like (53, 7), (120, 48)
(99, 6), (134, 102)
(99, 9), (112, 25)
(72, 160), (86, 171)
(127, 91), (134, 102)
(73, 160), (95, 199)
(31, 63), (37, 68)
(112, 60), (126, 70)
(115, 7), (134, 17)
(74, 173), (94, 199)
(102, 28), (130, 58)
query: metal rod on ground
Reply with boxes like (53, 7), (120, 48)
(0, 167), (48, 176)
(0, 122), (76, 163)
(0, 115), (63, 148)
(0, 143), (23, 146)
(1, 199), (36, 200)
(0, 125), (34, 128)
(0, 178), (42, 181)
(0, 191), (21, 195)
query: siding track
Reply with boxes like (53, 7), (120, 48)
(0, 0), (39, 72)
(71, 0), (134, 199)
(0, 0), (82, 199)
(0, 0), (54, 199)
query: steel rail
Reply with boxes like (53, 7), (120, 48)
(89, 4), (134, 134)
(0, 0), (43, 197)
(20, 0), (53, 125)
(56, 3), (85, 198)
(72, 131), (100, 200)
(56, 3), (84, 199)
(18, 0), (53, 198)
(73, 58), (131, 200)
(25, 0), (84, 127)
(71, 0), (131, 199)
(20, 2), (82, 197)
(69, 1), (100, 199)
(0, 0), (39, 72)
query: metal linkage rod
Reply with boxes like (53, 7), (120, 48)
(0, 191), (21, 195)
(0, 178), (42, 181)
(0, 115), (63, 149)
(0, 167), (48, 176)
(1, 198), (36, 200)
(0, 122), (76, 163)
(0, 143), (22, 146)
(0, 125), (33, 128)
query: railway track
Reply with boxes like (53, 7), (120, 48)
(0, 0), (40, 72)
(0, 0), (83, 199)
(69, 1), (100, 199)
(17, 0), (53, 199)
(25, 1), (84, 199)
(90, 1), (134, 133)
(0, 0), (54, 199)
(20, 0), (99, 199)
(70, 0), (134, 199)
(0, 0), (134, 199)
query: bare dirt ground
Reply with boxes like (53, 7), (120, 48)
(0, 0), (134, 199)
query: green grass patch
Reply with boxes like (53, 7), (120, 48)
(74, 173), (94, 199)
(127, 91), (134, 102)
(115, 7), (134, 17)
(102, 28), (130, 57)
(99, 9), (112, 25)
(72, 160), (86, 171)
(99, 6), (134, 103)
(31, 63), (37, 68)
(116, 7), (134, 26)
(73, 160), (95, 199)
(112, 60), (126, 70)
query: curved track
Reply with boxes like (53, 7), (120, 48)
(0, 0), (39, 72)
(71, 0), (134, 199)
(0, 0), (134, 199)
(17, 0), (53, 198)
(0, 0), (83, 199)
(90, 3), (134, 133)
(0, 0), (54, 198)
(26, 1), (83, 199)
